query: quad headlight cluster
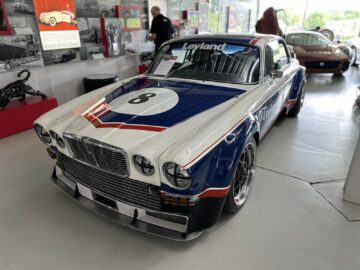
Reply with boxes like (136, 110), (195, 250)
(133, 155), (155, 176)
(49, 130), (65, 148)
(133, 156), (191, 189)
(34, 124), (65, 148)
(163, 162), (191, 189)
(34, 124), (52, 144)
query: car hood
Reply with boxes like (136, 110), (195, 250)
(293, 44), (349, 60)
(40, 77), (248, 158)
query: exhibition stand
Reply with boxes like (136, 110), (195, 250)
(0, 96), (57, 139)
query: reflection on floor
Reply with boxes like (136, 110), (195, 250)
(0, 68), (360, 270)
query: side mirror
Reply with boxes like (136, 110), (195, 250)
(287, 45), (296, 58)
(270, 70), (283, 79)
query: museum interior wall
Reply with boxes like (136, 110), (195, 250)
(0, 0), (258, 104)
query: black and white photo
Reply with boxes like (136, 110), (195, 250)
(42, 48), (80, 65)
(0, 35), (43, 72)
(104, 18), (123, 57)
(4, 0), (34, 16)
(78, 17), (104, 60)
(8, 16), (38, 35)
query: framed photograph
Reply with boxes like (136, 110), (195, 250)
(0, 0), (11, 35)
(115, 5), (143, 31)
(101, 18), (123, 57)
(0, 35), (43, 72)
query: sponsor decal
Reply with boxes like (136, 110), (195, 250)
(182, 42), (226, 51)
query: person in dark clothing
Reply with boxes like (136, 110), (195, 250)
(148, 6), (174, 52)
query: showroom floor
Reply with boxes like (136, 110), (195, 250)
(1, 68), (360, 270)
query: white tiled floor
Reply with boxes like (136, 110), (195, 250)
(1, 68), (360, 270)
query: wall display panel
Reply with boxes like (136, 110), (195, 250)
(33, 0), (81, 50)
(0, 35), (44, 72)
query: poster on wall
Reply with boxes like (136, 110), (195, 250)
(4, 0), (35, 16)
(33, 0), (81, 50)
(0, 0), (11, 35)
(115, 5), (143, 31)
(188, 10), (199, 30)
(0, 35), (44, 72)
(77, 18), (104, 60)
(101, 18), (123, 57)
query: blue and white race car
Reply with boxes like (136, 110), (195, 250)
(34, 34), (306, 240)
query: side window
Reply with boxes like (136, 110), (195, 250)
(277, 42), (290, 69)
(264, 45), (274, 78)
(266, 40), (289, 73)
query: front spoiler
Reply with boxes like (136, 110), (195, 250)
(51, 168), (201, 241)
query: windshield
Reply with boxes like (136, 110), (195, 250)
(286, 33), (332, 47)
(147, 42), (260, 84)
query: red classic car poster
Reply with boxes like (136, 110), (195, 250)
(33, 0), (80, 50)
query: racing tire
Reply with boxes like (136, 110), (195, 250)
(223, 137), (257, 214)
(350, 47), (358, 66)
(49, 17), (57, 27)
(287, 82), (305, 118)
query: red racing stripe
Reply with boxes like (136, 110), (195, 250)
(250, 37), (261, 45)
(198, 186), (230, 199)
(84, 113), (167, 132)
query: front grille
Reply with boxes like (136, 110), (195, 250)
(63, 134), (129, 177)
(58, 154), (161, 210)
(304, 61), (340, 70)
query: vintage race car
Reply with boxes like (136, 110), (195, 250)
(34, 34), (306, 240)
(39, 10), (76, 27)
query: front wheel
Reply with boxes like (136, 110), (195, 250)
(223, 137), (257, 214)
(49, 17), (57, 27)
(287, 82), (305, 118)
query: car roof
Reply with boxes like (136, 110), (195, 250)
(286, 31), (323, 36)
(166, 34), (280, 46)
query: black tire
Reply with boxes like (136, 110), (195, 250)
(49, 17), (57, 27)
(351, 46), (358, 66)
(223, 137), (257, 214)
(287, 82), (305, 118)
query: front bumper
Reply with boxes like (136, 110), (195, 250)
(52, 165), (201, 241)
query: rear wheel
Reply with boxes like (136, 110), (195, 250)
(287, 82), (305, 118)
(223, 137), (256, 214)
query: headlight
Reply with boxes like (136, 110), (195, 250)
(34, 124), (51, 144)
(163, 162), (191, 189)
(133, 155), (155, 176)
(49, 130), (65, 148)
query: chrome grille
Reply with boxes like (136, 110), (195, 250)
(64, 134), (129, 177)
(58, 154), (161, 211)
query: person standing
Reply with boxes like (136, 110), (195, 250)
(148, 6), (174, 52)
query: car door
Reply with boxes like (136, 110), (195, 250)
(255, 39), (293, 137)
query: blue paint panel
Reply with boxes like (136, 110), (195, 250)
(253, 91), (279, 131)
(289, 68), (305, 100)
(160, 118), (258, 196)
(100, 78), (246, 128)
